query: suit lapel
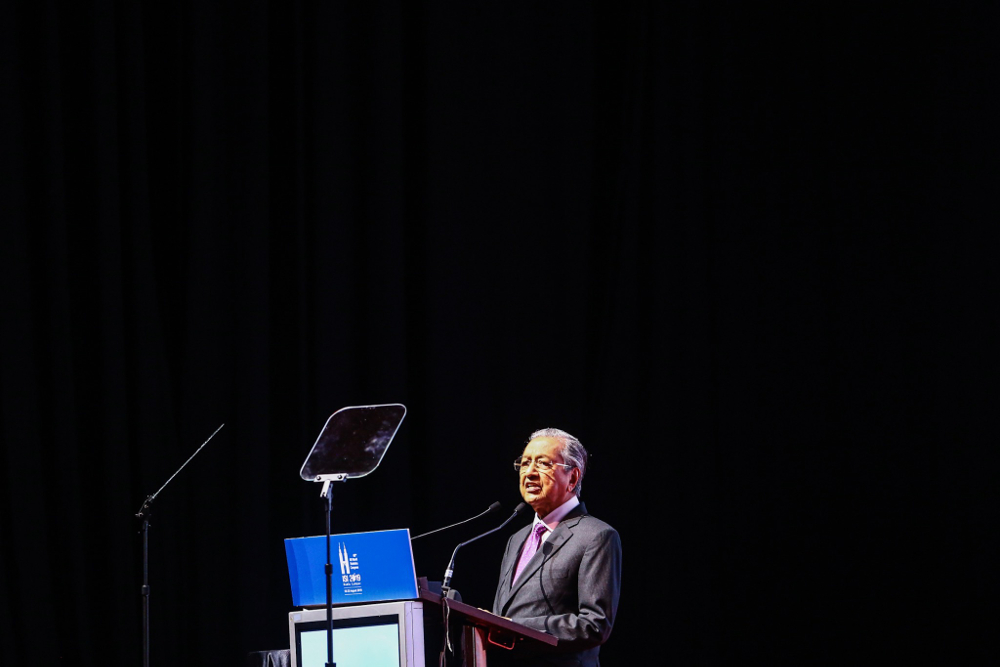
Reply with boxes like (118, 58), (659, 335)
(500, 503), (589, 613)
(497, 524), (531, 611)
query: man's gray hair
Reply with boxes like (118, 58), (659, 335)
(528, 428), (588, 497)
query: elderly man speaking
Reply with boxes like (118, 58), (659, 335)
(491, 428), (622, 667)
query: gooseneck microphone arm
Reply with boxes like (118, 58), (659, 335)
(438, 502), (530, 664)
(441, 502), (529, 592)
(411, 501), (502, 541)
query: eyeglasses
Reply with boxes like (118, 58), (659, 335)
(513, 456), (575, 474)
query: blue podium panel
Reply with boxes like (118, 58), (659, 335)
(285, 529), (418, 606)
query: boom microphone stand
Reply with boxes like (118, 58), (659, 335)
(135, 424), (224, 667)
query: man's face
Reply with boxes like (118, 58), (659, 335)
(518, 436), (579, 518)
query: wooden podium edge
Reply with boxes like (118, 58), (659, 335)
(416, 588), (559, 647)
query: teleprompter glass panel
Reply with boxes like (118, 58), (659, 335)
(300, 404), (406, 480)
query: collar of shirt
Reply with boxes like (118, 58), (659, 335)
(531, 495), (580, 542)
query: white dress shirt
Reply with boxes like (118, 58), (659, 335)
(532, 494), (580, 545)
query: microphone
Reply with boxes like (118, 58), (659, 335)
(441, 502), (529, 592)
(411, 502), (502, 541)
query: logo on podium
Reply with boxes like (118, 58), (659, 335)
(338, 541), (363, 595)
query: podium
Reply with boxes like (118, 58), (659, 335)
(286, 582), (557, 667)
(416, 584), (557, 667)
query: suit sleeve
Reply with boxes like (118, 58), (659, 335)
(516, 527), (622, 650)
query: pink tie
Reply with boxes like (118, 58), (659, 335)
(513, 523), (548, 586)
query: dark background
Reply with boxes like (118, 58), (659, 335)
(1, 2), (996, 665)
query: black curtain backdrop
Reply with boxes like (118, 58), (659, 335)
(1, 2), (996, 665)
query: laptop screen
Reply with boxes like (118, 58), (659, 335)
(285, 529), (418, 607)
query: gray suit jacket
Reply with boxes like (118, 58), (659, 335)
(491, 502), (622, 667)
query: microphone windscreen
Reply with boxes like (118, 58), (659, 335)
(488, 501), (502, 513)
(513, 501), (530, 516)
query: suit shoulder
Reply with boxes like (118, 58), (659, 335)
(576, 514), (619, 539)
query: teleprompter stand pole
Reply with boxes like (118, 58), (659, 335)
(135, 423), (224, 667)
(321, 476), (346, 667)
